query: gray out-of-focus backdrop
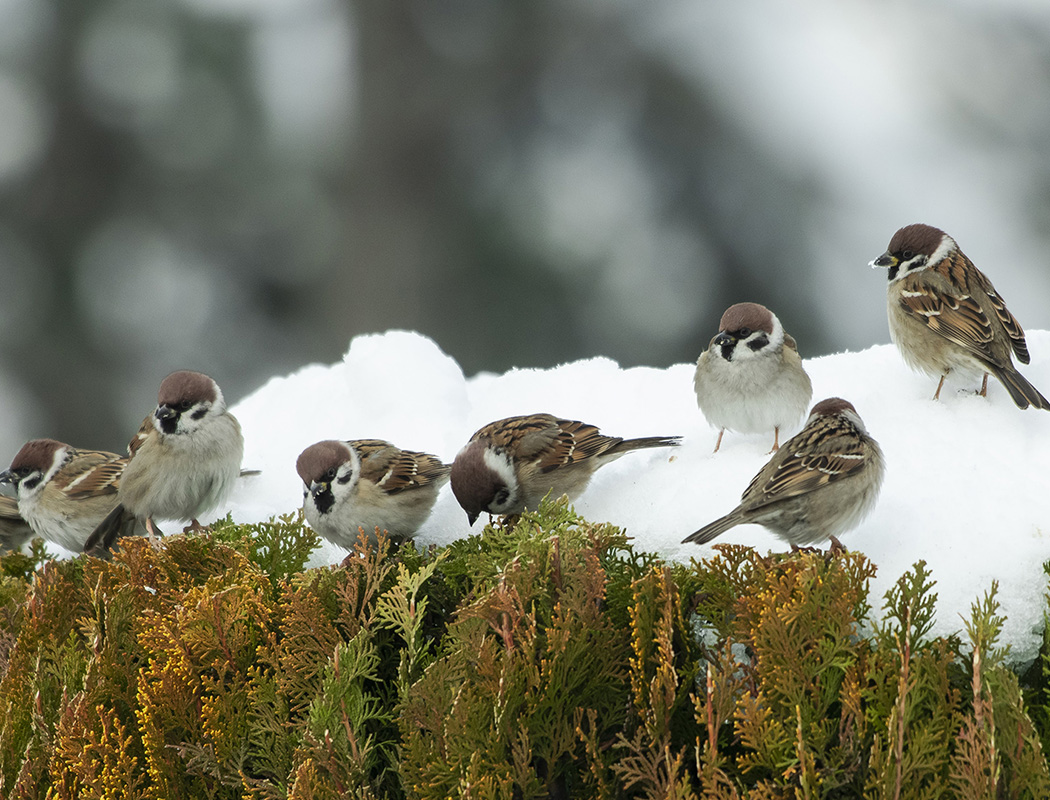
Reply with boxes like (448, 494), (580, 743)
(1, 0), (1049, 456)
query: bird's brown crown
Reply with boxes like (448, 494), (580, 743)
(157, 370), (218, 407)
(718, 302), (774, 335)
(809, 397), (856, 417)
(296, 440), (352, 484)
(450, 441), (504, 519)
(886, 223), (947, 259)
(8, 439), (65, 472)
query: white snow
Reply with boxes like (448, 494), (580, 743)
(220, 329), (1050, 667)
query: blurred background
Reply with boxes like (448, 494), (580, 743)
(1, 0), (1050, 456)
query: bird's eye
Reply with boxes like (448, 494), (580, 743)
(901, 250), (914, 261)
(738, 327), (751, 338)
(325, 468), (337, 481)
(177, 400), (193, 412)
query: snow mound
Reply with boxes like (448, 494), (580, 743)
(222, 329), (1050, 666)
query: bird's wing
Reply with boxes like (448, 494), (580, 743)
(354, 440), (449, 494)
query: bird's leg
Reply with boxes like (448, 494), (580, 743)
(145, 518), (162, 550)
(768, 427), (781, 454)
(979, 373), (989, 397)
(183, 518), (207, 533)
(828, 536), (847, 556)
(932, 373), (947, 400)
(713, 429), (725, 453)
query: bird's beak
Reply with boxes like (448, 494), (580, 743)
(466, 510), (479, 526)
(0, 469), (15, 486)
(155, 404), (176, 421)
(869, 252), (897, 269)
(309, 480), (329, 498)
(713, 331), (734, 347)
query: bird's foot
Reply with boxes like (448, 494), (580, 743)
(145, 518), (164, 550)
(827, 536), (848, 556)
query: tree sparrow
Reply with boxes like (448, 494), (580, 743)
(0, 492), (36, 553)
(450, 413), (681, 525)
(871, 223), (1049, 410)
(0, 439), (129, 552)
(84, 370), (245, 554)
(296, 439), (450, 548)
(682, 398), (884, 547)
(693, 302), (813, 452)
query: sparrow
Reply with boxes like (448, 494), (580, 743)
(296, 439), (450, 548)
(0, 439), (129, 552)
(682, 397), (884, 547)
(84, 370), (245, 554)
(693, 302), (813, 452)
(450, 413), (681, 525)
(871, 223), (1049, 410)
(0, 494), (35, 553)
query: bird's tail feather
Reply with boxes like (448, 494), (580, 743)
(83, 503), (138, 558)
(612, 435), (682, 455)
(682, 511), (741, 545)
(991, 366), (1050, 411)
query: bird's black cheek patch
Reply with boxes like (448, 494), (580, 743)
(191, 407), (208, 421)
(23, 477), (40, 491)
(313, 488), (335, 514)
(747, 334), (769, 352)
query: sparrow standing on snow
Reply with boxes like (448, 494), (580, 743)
(682, 398), (884, 547)
(0, 439), (128, 552)
(694, 302), (812, 452)
(871, 223), (1049, 409)
(296, 439), (450, 547)
(450, 413), (681, 525)
(85, 370), (245, 554)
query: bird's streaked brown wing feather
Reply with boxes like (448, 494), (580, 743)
(898, 281), (1001, 367)
(54, 451), (126, 499)
(742, 418), (868, 511)
(971, 267), (1030, 364)
(353, 440), (449, 494)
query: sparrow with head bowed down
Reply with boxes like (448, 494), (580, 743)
(450, 413), (680, 525)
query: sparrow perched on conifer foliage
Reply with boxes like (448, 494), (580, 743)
(693, 302), (813, 452)
(296, 439), (450, 547)
(84, 370), (245, 554)
(450, 413), (681, 525)
(0, 493), (35, 553)
(871, 223), (1049, 410)
(0, 439), (129, 552)
(683, 398), (884, 547)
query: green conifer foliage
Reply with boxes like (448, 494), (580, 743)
(0, 501), (1046, 799)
